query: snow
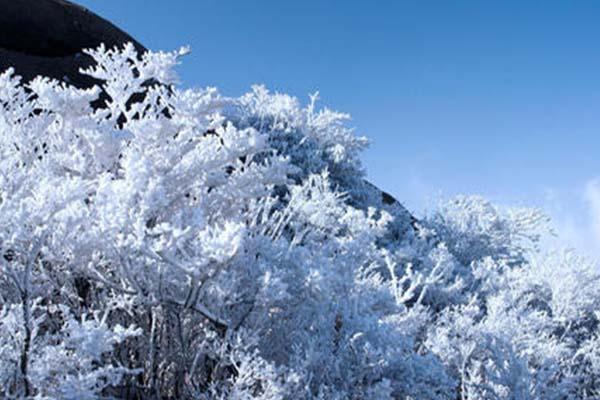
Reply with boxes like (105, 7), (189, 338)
(0, 44), (598, 399)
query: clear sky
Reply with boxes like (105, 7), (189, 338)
(77, 0), (600, 257)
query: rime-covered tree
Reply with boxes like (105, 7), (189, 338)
(0, 44), (599, 399)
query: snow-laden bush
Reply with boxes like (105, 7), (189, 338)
(0, 43), (599, 399)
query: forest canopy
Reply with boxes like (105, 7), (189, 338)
(0, 44), (599, 399)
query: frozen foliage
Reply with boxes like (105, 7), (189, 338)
(0, 43), (599, 399)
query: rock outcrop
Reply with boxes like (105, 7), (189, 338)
(0, 0), (146, 88)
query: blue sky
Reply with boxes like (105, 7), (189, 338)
(78, 0), (600, 256)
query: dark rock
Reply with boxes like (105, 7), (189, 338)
(0, 0), (146, 88)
